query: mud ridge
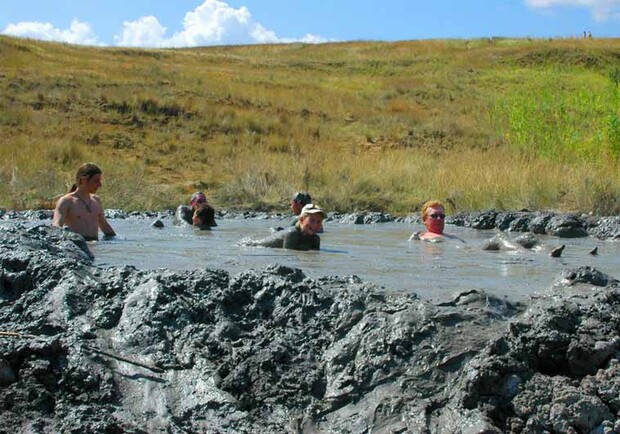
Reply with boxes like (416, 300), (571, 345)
(1, 225), (619, 432)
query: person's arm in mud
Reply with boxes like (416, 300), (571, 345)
(96, 196), (116, 237)
(408, 231), (421, 241)
(52, 196), (70, 228)
(443, 233), (466, 243)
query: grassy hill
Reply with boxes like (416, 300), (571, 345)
(1, 35), (620, 215)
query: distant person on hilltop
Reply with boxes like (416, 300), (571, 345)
(176, 191), (217, 230)
(52, 163), (116, 241)
(409, 199), (464, 242)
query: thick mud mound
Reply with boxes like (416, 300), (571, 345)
(1, 225), (619, 433)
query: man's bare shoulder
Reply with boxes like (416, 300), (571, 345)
(53, 193), (75, 226)
(55, 193), (76, 209)
(56, 192), (74, 202)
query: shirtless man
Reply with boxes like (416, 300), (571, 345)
(52, 163), (116, 241)
(409, 199), (463, 242)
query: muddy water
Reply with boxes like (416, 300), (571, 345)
(90, 217), (620, 302)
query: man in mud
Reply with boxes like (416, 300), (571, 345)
(409, 199), (463, 242)
(52, 163), (116, 241)
(176, 191), (217, 230)
(289, 191), (312, 226)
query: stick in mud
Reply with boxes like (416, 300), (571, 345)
(1, 332), (165, 374)
(0, 331), (39, 338)
(83, 344), (165, 374)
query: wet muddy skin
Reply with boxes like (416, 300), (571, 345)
(1, 212), (620, 432)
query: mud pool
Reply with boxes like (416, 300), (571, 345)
(86, 217), (620, 302)
(3, 215), (620, 433)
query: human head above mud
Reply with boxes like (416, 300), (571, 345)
(408, 199), (464, 242)
(70, 163), (103, 193)
(421, 199), (445, 235)
(291, 191), (312, 215)
(298, 203), (325, 236)
(190, 191), (208, 209)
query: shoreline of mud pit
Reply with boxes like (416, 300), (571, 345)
(1, 224), (620, 433)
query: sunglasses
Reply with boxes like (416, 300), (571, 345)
(428, 213), (446, 220)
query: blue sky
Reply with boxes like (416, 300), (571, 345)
(1, 0), (619, 47)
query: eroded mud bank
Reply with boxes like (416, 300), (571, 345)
(1, 224), (619, 433)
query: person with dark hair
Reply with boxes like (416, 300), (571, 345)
(52, 163), (116, 241)
(176, 191), (217, 230)
(289, 191), (312, 226)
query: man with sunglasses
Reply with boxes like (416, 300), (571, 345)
(409, 199), (463, 242)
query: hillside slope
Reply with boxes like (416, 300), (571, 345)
(1, 36), (620, 214)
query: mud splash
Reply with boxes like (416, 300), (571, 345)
(1, 224), (619, 433)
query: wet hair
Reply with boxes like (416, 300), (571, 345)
(190, 191), (208, 207)
(292, 191), (312, 205)
(69, 163), (102, 192)
(421, 199), (444, 219)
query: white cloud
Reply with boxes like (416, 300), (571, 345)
(282, 33), (328, 44)
(114, 16), (167, 47)
(525, 0), (620, 21)
(1, 1), (327, 47)
(115, 0), (328, 47)
(2, 19), (100, 45)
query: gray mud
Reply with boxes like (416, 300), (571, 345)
(1, 224), (620, 433)
(3, 208), (620, 240)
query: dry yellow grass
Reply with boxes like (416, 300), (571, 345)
(1, 35), (620, 214)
